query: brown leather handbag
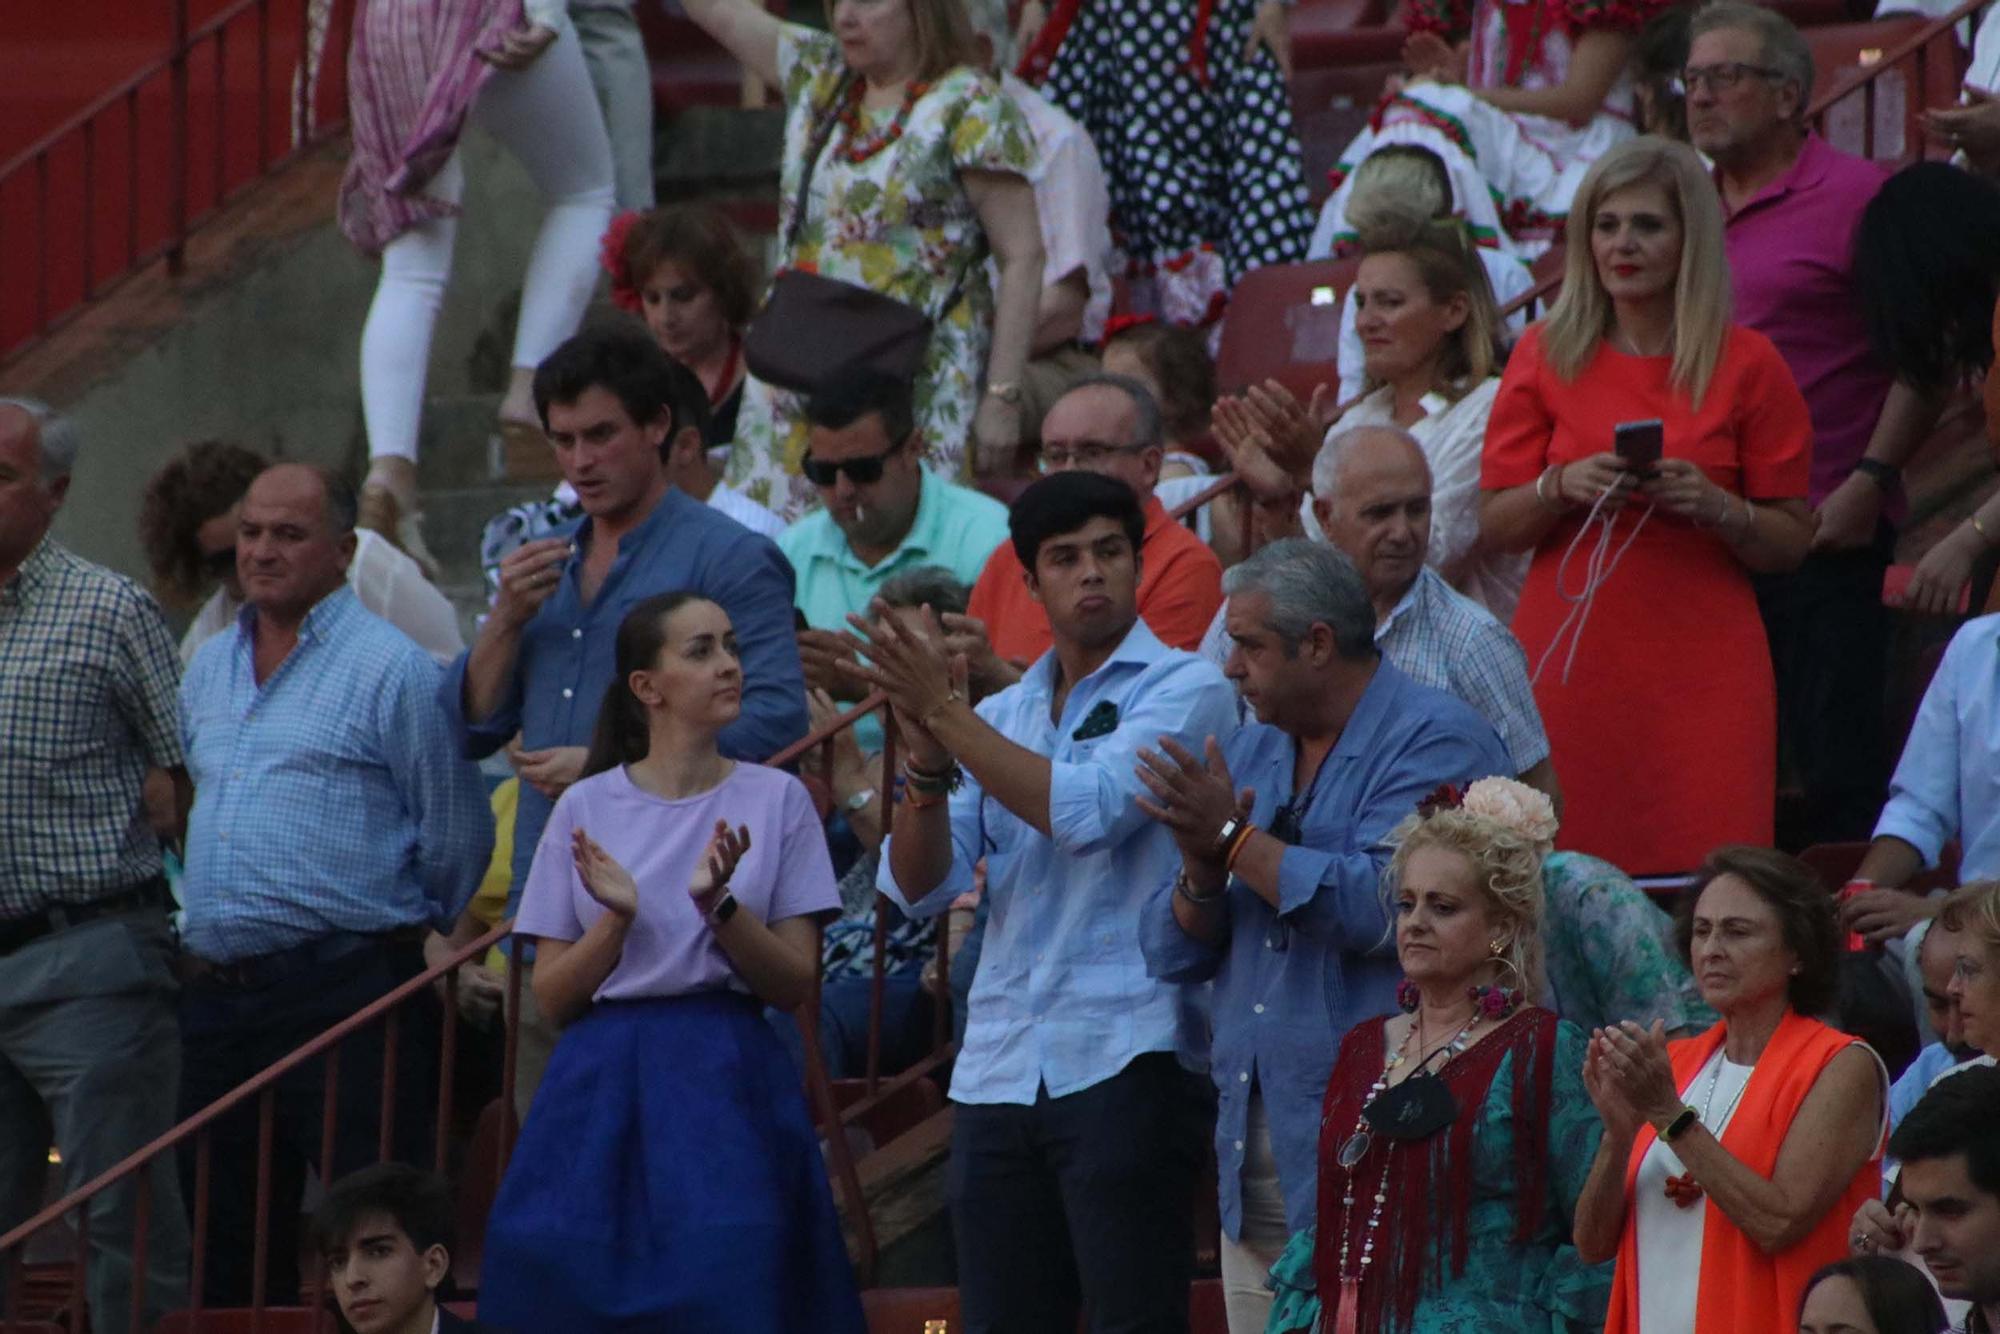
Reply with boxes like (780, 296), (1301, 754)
(742, 73), (983, 396)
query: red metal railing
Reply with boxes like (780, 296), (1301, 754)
(0, 0), (353, 361)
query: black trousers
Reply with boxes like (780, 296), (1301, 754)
(1754, 532), (1894, 849)
(949, 1052), (1212, 1334)
(176, 936), (439, 1307)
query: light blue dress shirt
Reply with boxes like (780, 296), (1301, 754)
(1138, 660), (1512, 1239)
(1874, 613), (2000, 881)
(442, 487), (808, 912)
(878, 619), (1240, 1105)
(180, 588), (494, 963)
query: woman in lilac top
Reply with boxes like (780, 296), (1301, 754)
(477, 591), (864, 1332)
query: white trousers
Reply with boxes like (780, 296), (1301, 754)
(1220, 1092), (1292, 1334)
(360, 17), (615, 463)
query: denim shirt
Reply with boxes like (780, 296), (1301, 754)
(1139, 660), (1512, 1238)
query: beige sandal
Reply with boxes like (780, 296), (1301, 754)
(497, 416), (562, 482)
(358, 481), (442, 581)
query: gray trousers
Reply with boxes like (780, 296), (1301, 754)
(570, 0), (656, 209)
(0, 911), (189, 1333)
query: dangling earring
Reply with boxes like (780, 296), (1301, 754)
(1396, 979), (1421, 1013)
(1468, 939), (1523, 1019)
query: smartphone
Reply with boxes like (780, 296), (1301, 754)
(1883, 563), (1972, 615)
(1614, 419), (1664, 475)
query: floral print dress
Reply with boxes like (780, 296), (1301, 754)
(725, 26), (1036, 521)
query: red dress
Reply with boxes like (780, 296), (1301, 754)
(1481, 325), (1811, 875)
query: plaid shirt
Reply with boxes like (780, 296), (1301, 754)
(1376, 567), (1551, 774)
(0, 538), (185, 917)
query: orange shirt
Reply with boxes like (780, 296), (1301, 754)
(966, 495), (1224, 663)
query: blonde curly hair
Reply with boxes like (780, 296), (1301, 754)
(1383, 779), (1557, 1000)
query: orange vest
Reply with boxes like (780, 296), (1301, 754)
(1604, 1012), (1881, 1334)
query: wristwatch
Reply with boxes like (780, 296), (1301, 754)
(1851, 458), (1899, 491)
(707, 892), (739, 927)
(985, 380), (1022, 405)
(1213, 814), (1248, 858)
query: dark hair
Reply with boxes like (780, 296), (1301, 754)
(311, 1163), (456, 1261)
(1008, 470), (1147, 571)
(533, 324), (678, 436)
(620, 204), (762, 329)
(1673, 845), (1840, 1015)
(1855, 162), (2000, 394)
(1101, 325), (1214, 443)
(804, 370), (917, 447)
(137, 440), (270, 605)
(1797, 1256), (1947, 1334)
(1889, 1063), (2000, 1197)
(582, 591), (715, 778)
(655, 351), (713, 455)
(878, 564), (970, 616)
(1632, 6), (1694, 140)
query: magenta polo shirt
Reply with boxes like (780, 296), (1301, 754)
(1721, 134), (1894, 509)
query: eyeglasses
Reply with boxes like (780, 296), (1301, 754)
(1038, 439), (1145, 472)
(801, 438), (907, 487)
(198, 547), (237, 581)
(1675, 62), (1786, 94)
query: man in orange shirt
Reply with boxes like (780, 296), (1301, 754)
(954, 374), (1222, 689)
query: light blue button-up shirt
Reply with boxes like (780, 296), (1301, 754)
(1138, 660), (1511, 1238)
(1875, 613), (2000, 881)
(878, 619), (1240, 1104)
(180, 588), (494, 963)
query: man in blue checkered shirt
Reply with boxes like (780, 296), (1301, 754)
(0, 399), (191, 1334)
(177, 464), (492, 1308)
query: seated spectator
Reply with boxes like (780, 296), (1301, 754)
(1890, 911), (1982, 1133)
(1853, 164), (2000, 616)
(1263, 779), (1611, 1333)
(312, 1163), (501, 1334)
(1480, 136), (1814, 877)
(1312, 0), (1662, 259)
(856, 471), (1239, 1333)
(1574, 847), (1887, 1333)
(444, 325), (807, 1112)
(1134, 539), (1512, 1333)
(1221, 205), (1527, 619)
(0, 399), (189, 1334)
(800, 565), (980, 1080)
(1103, 318), (1220, 481)
(1630, 5), (1694, 140)
(178, 465), (492, 1307)
(1310, 144), (1534, 397)
(139, 439), (465, 665)
(1840, 613), (2000, 954)
(1206, 425), (1557, 806)
(602, 204), (758, 448)
(1541, 851), (1715, 1040)
(779, 370), (1009, 750)
(478, 592), (863, 1331)
(1883, 1065), (2000, 1332)
(958, 375), (1224, 687)
(1796, 1257), (1947, 1334)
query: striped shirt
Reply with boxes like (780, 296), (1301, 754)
(0, 539), (185, 916)
(180, 588), (493, 963)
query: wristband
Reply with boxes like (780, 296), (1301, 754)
(1224, 822), (1258, 872)
(1657, 1105), (1699, 1143)
(1852, 458), (1899, 491)
(1174, 868), (1225, 907)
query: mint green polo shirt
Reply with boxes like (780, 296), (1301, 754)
(777, 473), (1010, 750)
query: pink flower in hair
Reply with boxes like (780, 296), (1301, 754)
(1459, 777), (1558, 845)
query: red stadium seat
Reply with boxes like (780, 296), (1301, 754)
(1807, 17), (1965, 161)
(1215, 258), (1361, 400)
(1289, 63), (1399, 204)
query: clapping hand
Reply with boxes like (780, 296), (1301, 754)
(571, 828), (639, 920)
(479, 22), (558, 71)
(838, 600), (969, 767)
(1134, 735), (1252, 864)
(689, 819), (752, 906)
(1593, 1020), (1681, 1126)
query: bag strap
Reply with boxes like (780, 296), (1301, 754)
(784, 72), (856, 257)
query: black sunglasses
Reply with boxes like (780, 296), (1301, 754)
(801, 437), (907, 487)
(199, 547), (237, 581)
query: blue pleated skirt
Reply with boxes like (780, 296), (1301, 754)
(478, 992), (867, 1333)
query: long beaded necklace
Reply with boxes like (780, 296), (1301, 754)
(1662, 1053), (1752, 1207)
(1331, 1010), (1484, 1333)
(836, 77), (929, 164)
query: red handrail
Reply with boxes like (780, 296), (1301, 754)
(0, 0), (352, 361)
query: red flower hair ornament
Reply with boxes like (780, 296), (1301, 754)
(599, 209), (644, 314)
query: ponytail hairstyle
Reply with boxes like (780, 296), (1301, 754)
(582, 590), (709, 778)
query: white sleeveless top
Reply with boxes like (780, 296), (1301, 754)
(1633, 1049), (1756, 1334)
